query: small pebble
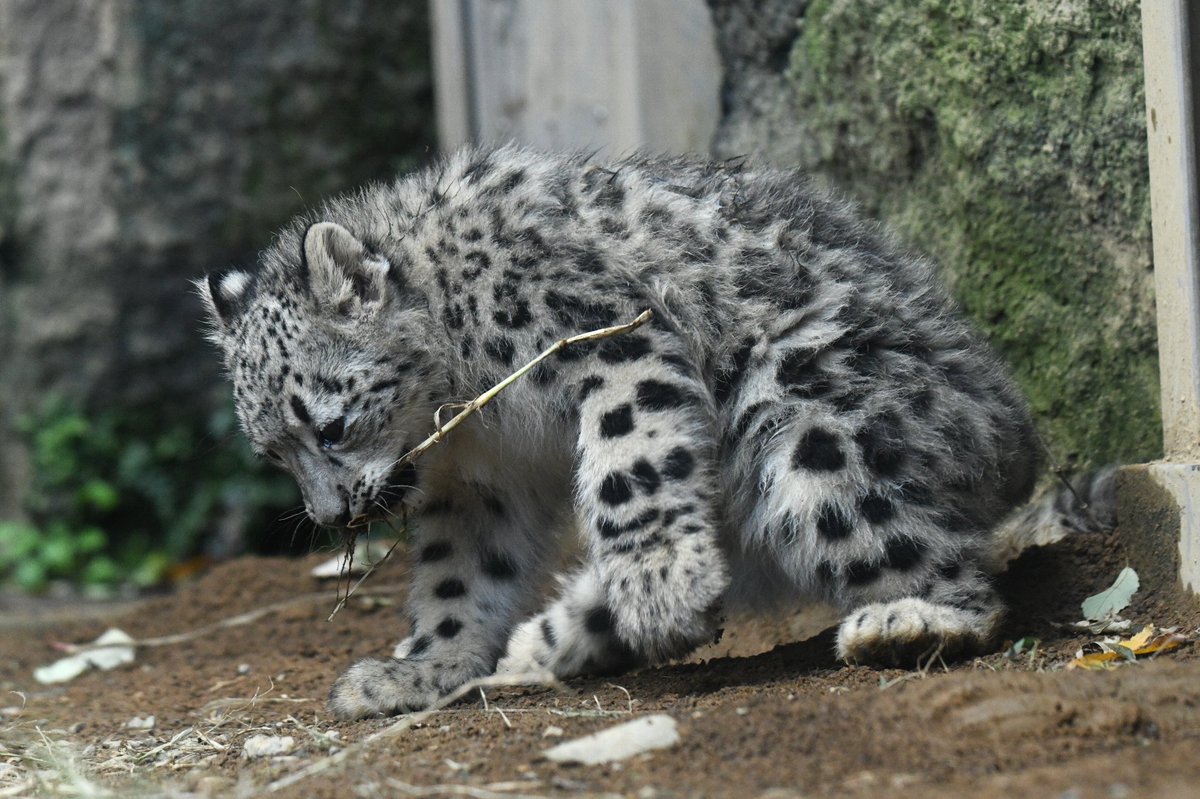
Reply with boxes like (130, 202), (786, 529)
(237, 663), (251, 675)
(126, 715), (155, 730)
(242, 734), (295, 759)
(195, 775), (230, 796)
(542, 725), (565, 738)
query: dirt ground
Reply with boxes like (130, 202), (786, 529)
(2, 526), (1199, 799)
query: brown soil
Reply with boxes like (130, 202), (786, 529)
(2, 528), (1199, 798)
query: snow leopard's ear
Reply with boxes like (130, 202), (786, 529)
(197, 269), (254, 329)
(303, 221), (392, 314)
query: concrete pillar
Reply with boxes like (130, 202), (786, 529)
(1123, 0), (1200, 594)
(430, 0), (721, 154)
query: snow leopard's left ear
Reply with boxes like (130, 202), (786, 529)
(196, 269), (254, 330)
(302, 221), (393, 314)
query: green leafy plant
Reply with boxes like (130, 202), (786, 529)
(0, 397), (300, 592)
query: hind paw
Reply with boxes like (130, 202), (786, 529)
(836, 598), (998, 666)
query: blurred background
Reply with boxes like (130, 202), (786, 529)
(0, 0), (1158, 594)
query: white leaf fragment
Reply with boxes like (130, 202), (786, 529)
(34, 628), (136, 684)
(126, 715), (156, 730)
(542, 714), (679, 765)
(310, 538), (399, 578)
(1073, 617), (1133, 634)
(1081, 567), (1140, 623)
(242, 734), (295, 759)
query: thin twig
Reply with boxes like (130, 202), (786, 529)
(132, 728), (195, 765)
(383, 778), (550, 799)
(389, 309), (653, 471)
(263, 672), (560, 794)
(327, 311), (652, 611)
(327, 535), (404, 622)
(59, 589), (405, 657)
(606, 683), (634, 714)
(1029, 424), (1089, 511)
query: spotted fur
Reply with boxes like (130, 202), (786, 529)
(199, 145), (1062, 720)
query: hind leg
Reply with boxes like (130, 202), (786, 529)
(741, 404), (1004, 666)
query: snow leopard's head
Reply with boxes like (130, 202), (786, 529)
(199, 220), (445, 528)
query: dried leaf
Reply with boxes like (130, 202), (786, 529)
(1005, 637), (1038, 658)
(1081, 567), (1139, 622)
(1067, 651), (1121, 670)
(1067, 625), (1189, 670)
(1135, 629), (1189, 657)
(34, 628), (135, 684)
(1126, 625), (1156, 650)
(1074, 617), (1133, 635)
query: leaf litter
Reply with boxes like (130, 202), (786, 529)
(1067, 566), (1191, 669)
(1068, 625), (1190, 670)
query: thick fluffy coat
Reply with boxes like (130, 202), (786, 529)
(200, 145), (1043, 719)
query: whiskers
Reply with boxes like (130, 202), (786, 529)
(260, 504), (320, 555)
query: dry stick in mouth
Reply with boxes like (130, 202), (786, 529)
(327, 309), (656, 615)
(327, 517), (406, 622)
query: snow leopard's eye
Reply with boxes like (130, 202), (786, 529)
(318, 418), (346, 449)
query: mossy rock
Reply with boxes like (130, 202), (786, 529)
(782, 0), (1156, 467)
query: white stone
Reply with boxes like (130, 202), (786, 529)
(542, 715), (679, 765)
(242, 734), (295, 759)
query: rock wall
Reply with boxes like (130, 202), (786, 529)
(0, 0), (433, 518)
(709, 0), (1158, 468)
(0, 0), (1159, 525)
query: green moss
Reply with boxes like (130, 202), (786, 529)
(937, 185), (1159, 465)
(789, 0), (1157, 466)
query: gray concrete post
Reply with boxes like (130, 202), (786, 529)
(1125, 0), (1200, 594)
(429, 0), (721, 154)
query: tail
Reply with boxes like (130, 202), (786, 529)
(984, 466), (1118, 573)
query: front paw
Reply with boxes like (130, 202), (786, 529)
(327, 657), (439, 720)
(494, 617), (555, 676)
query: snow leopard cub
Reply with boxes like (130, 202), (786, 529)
(199, 144), (1041, 720)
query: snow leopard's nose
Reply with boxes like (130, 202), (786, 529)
(306, 492), (352, 528)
